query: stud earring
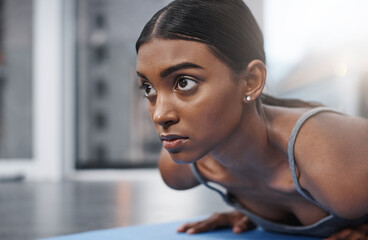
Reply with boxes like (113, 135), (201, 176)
(246, 96), (252, 101)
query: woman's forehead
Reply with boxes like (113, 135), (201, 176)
(136, 39), (219, 73)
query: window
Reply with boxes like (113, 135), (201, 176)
(264, 0), (368, 116)
(0, 0), (33, 159)
(76, 0), (170, 168)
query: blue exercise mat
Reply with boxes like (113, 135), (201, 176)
(39, 219), (322, 240)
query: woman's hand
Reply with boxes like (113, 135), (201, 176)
(325, 224), (368, 240)
(177, 211), (256, 234)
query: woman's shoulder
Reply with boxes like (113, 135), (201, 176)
(293, 107), (368, 171)
(291, 108), (368, 219)
(265, 105), (368, 158)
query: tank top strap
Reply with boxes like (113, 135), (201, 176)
(190, 163), (233, 204)
(287, 106), (343, 211)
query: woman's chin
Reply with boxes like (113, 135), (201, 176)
(169, 151), (200, 165)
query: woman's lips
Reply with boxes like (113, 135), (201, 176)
(160, 135), (188, 151)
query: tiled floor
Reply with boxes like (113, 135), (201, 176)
(0, 174), (230, 240)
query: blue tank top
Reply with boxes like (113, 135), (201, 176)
(190, 107), (368, 238)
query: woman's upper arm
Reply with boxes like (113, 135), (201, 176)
(295, 113), (368, 219)
(158, 148), (200, 190)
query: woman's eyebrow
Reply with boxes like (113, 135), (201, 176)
(136, 62), (203, 80)
(136, 71), (147, 80)
(160, 62), (203, 78)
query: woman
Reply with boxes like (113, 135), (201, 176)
(135, 0), (368, 239)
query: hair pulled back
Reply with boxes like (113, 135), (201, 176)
(136, 0), (322, 108)
(136, 0), (265, 74)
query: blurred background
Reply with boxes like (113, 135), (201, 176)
(0, 0), (367, 238)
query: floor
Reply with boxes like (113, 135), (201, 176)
(0, 173), (231, 240)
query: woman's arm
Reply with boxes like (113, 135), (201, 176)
(158, 148), (200, 190)
(159, 149), (256, 234)
(295, 112), (368, 219)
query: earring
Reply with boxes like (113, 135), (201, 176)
(246, 96), (252, 101)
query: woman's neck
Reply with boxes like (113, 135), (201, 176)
(208, 103), (286, 179)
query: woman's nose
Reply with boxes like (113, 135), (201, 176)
(152, 96), (179, 129)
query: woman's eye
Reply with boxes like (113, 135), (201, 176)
(176, 77), (197, 91)
(140, 82), (157, 97)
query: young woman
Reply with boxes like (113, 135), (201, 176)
(135, 0), (368, 239)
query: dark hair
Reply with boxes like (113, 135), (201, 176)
(136, 0), (322, 108)
(136, 0), (265, 74)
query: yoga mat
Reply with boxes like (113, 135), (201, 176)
(39, 218), (321, 240)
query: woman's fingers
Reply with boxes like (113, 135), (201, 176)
(325, 224), (368, 240)
(177, 214), (226, 234)
(232, 215), (255, 234)
(177, 221), (209, 233)
(325, 228), (352, 240)
(187, 220), (218, 234)
(177, 220), (217, 234)
(177, 211), (254, 234)
(177, 223), (190, 233)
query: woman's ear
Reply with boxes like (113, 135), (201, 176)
(239, 60), (266, 103)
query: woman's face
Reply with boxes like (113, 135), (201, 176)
(136, 39), (245, 164)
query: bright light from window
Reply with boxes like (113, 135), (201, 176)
(264, 0), (368, 83)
